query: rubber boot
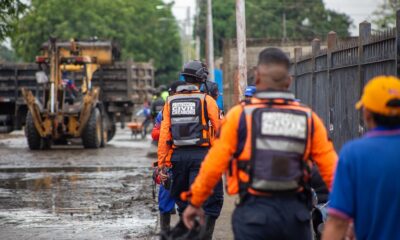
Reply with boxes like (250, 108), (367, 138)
(202, 216), (217, 240)
(160, 213), (171, 233)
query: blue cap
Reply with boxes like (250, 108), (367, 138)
(244, 85), (256, 97)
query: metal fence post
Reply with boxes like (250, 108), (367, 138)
(396, 10), (400, 77)
(293, 47), (302, 96)
(358, 21), (371, 135)
(311, 38), (320, 108)
(327, 31), (337, 137)
(359, 21), (371, 85)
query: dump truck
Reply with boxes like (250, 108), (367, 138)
(14, 38), (154, 149)
(0, 61), (154, 135)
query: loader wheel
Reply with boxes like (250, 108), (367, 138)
(82, 108), (102, 149)
(26, 112), (51, 150)
(100, 116), (108, 148)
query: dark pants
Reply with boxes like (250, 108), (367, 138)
(170, 147), (224, 218)
(232, 195), (311, 240)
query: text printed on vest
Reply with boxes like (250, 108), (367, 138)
(171, 102), (196, 116)
(261, 112), (307, 139)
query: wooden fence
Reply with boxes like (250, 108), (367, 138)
(291, 16), (399, 149)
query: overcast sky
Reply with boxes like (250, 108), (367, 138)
(166, 0), (383, 36)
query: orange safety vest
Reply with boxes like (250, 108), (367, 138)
(167, 85), (211, 147)
(225, 91), (313, 196)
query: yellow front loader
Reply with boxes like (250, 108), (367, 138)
(22, 38), (116, 149)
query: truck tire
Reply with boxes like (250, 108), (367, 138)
(0, 126), (13, 133)
(26, 112), (43, 150)
(107, 123), (116, 142)
(0, 115), (12, 123)
(82, 108), (102, 149)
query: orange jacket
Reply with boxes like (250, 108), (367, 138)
(184, 98), (338, 208)
(158, 90), (221, 167)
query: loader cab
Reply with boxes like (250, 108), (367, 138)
(35, 54), (99, 114)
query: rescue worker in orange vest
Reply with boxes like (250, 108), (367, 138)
(158, 60), (223, 239)
(182, 48), (338, 240)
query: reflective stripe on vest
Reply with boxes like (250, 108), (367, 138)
(254, 91), (295, 100)
(171, 116), (200, 124)
(173, 138), (202, 146)
(168, 92), (208, 147)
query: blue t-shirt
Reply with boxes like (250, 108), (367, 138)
(329, 127), (400, 240)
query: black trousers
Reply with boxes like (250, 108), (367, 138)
(170, 147), (224, 218)
(232, 195), (312, 240)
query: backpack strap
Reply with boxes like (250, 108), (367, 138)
(203, 94), (210, 126)
(198, 93), (211, 145)
(234, 109), (247, 159)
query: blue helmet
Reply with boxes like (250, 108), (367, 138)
(244, 85), (256, 97)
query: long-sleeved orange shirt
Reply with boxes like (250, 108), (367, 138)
(187, 103), (338, 208)
(157, 91), (221, 167)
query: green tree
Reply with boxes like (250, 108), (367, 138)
(372, 1), (400, 29)
(0, 44), (18, 62)
(196, 0), (352, 58)
(11, 0), (181, 85)
(0, 0), (27, 41)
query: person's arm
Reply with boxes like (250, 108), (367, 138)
(136, 109), (143, 117)
(183, 105), (243, 207)
(322, 216), (350, 240)
(158, 103), (172, 167)
(323, 144), (355, 240)
(310, 112), (338, 189)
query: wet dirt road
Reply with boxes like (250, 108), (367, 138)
(0, 129), (158, 240)
(0, 128), (236, 240)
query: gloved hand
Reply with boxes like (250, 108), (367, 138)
(158, 167), (172, 189)
(159, 167), (169, 182)
(152, 167), (162, 185)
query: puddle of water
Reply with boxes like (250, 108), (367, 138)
(0, 208), (157, 240)
(0, 169), (154, 214)
(0, 166), (140, 174)
(0, 168), (157, 239)
(0, 127), (158, 239)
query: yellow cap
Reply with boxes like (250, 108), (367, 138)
(356, 76), (400, 116)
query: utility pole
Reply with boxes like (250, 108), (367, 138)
(282, 12), (287, 42)
(185, 6), (191, 63)
(282, 0), (287, 42)
(206, 0), (214, 82)
(236, 0), (247, 100)
(195, 0), (201, 60)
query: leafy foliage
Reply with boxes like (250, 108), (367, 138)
(196, 0), (352, 57)
(0, 0), (28, 41)
(11, 0), (181, 85)
(0, 44), (18, 62)
(372, 1), (400, 29)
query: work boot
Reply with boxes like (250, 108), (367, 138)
(202, 216), (217, 240)
(160, 213), (171, 233)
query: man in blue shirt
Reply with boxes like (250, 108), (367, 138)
(323, 76), (400, 240)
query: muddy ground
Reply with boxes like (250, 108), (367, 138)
(0, 128), (235, 240)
